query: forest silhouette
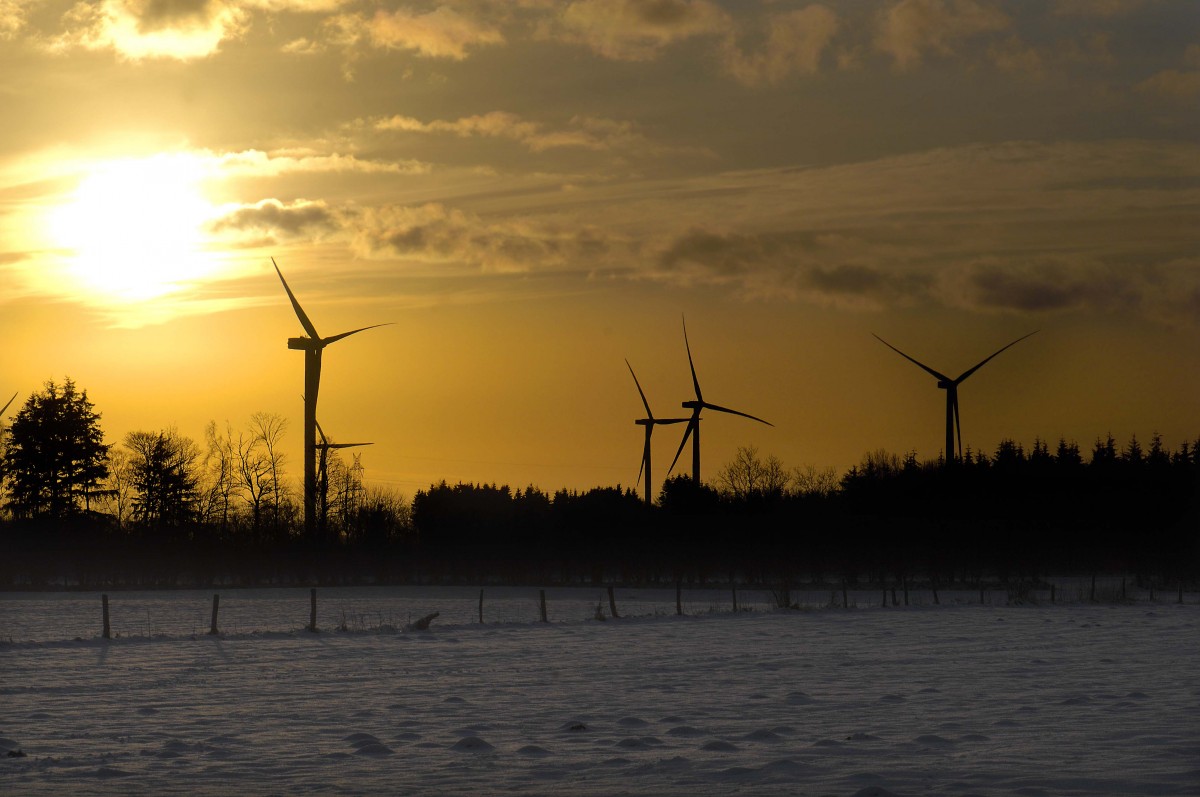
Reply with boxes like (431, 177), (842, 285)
(0, 378), (1197, 590)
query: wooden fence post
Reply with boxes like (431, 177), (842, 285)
(208, 594), (220, 635)
(478, 589), (484, 624)
(607, 585), (620, 619)
(309, 588), (317, 632)
(931, 582), (939, 606)
(539, 589), (548, 623)
(102, 594), (111, 640)
(891, 587), (898, 607)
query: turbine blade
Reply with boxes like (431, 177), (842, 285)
(273, 258), (321, 341)
(683, 315), (703, 402)
(326, 442), (373, 449)
(954, 330), (1038, 384)
(637, 433), (650, 488)
(873, 333), (952, 382)
(652, 418), (690, 425)
(667, 418), (696, 476)
(315, 418), (328, 445)
(323, 323), (392, 346)
(701, 401), (773, 427)
(626, 359), (653, 418)
(1, 392), (16, 416)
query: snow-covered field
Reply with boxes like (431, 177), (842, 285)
(2, 588), (1198, 797)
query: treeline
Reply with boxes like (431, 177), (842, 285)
(1, 379), (1197, 588)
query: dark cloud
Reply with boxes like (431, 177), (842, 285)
(137, 0), (216, 30)
(211, 199), (336, 238)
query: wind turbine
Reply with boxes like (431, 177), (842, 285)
(668, 317), (773, 485)
(315, 418), (373, 537)
(626, 360), (689, 504)
(274, 258), (388, 537)
(872, 330), (1037, 465)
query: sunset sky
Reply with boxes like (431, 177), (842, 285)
(2, 0), (1198, 497)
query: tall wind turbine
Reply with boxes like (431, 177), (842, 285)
(626, 360), (689, 504)
(669, 317), (773, 485)
(274, 258), (388, 537)
(872, 331), (1037, 464)
(315, 418), (373, 537)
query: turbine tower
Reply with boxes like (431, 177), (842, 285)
(315, 419), (373, 538)
(626, 360), (689, 504)
(669, 317), (773, 485)
(274, 258), (388, 538)
(872, 330), (1037, 464)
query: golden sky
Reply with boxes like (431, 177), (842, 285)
(2, 0), (1198, 496)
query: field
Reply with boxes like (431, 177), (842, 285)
(2, 587), (1198, 796)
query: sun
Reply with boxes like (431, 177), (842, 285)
(48, 153), (220, 302)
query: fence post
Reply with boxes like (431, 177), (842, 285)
(607, 585), (620, 619)
(931, 581), (939, 606)
(209, 594), (220, 635)
(478, 589), (484, 624)
(102, 594), (111, 640)
(891, 587), (898, 607)
(309, 588), (317, 632)
(539, 589), (548, 623)
(731, 585), (738, 613)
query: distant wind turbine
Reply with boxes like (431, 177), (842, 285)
(872, 330), (1037, 464)
(274, 258), (389, 537)
(626, 360), (689, 504)
(315, 418), (373, 536)
(668, 317), (773, 485)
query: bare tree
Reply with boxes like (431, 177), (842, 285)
(790, 464), (840, 497)
(248, 412), (288, 530)
(201, 421), (239, 530)
(717, 445), (789, 500)
(95, 447), (135, 528)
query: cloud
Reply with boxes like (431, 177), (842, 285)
(548, 0), (728, 61)
(1, 0), (34, 39)
(329, 5), (503, 59)
(1137, 69), (1200, 102)
(874, 0), (1010, 70)
(372, 110), (710, 157)
(210, 198), (337, 240)
(721, 5), (840, 86)
(215, 149), (430, 176)
(351, 202), (625, 275)
(50, 0), (249, 59)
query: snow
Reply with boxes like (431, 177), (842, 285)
(2, 587), (1198, 796)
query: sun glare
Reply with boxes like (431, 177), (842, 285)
(48, 154), (220, 303)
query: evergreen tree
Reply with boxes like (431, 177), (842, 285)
(4, 378), (108, 519)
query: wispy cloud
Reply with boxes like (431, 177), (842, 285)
(327, 4), (503, 59)
(370, 110), (712, 158)
(874, 0), (1010, 70)
(721, 5), (840, 86)
(544, 0), (728, 61)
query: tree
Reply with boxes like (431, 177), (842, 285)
(716, 445), (789, 500)
(125, 429), (200, 529)
(4, 378), (109, 519)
